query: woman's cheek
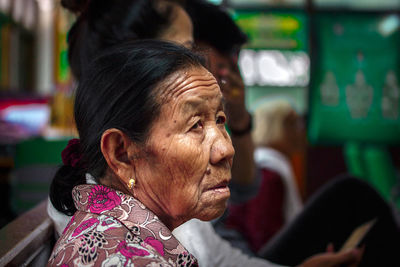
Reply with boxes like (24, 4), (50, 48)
(178, 137), (207, 170)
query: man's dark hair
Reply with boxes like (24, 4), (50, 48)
(185, 0), (247, 55)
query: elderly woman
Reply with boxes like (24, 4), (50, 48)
(48, 40), (234, 266)
(49, 1), (270, 266)
(48, 40), (368, 267)
(48, 1), (377, 266)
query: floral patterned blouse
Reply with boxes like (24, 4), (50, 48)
(47, 184), (198, 267)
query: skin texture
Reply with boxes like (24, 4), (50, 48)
(134, 67), (234, 230)
(101, 66), (235, 231)
(196, 41), (255, 186)
(159, 6), (253, 187)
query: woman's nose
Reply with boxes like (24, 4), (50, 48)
(210, 129), (235, 166)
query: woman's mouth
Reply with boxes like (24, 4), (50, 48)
(208, 180), (230, 194)
(213, 186), (230, 193)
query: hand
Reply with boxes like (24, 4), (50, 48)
(299, 243), (364, 267)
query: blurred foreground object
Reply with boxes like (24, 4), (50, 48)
(0, 200), (54, 266)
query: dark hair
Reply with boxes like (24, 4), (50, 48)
(185, 0), (247, 55)
(50, 40), (205, 215)
(62, 0), (182, 80)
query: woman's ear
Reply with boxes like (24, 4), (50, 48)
(100, 128), (137, 185)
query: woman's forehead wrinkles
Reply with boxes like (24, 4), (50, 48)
(182, 94), (223, 113)
(161, 69), (218, 102)
(174, 76), (217, 98)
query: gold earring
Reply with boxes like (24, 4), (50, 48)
(127, 178), (136, 189)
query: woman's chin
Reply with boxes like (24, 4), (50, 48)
(196, 199), (229, 222)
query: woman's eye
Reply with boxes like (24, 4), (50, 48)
(216, 115), (226, 125)
(191, 121), (203, 131)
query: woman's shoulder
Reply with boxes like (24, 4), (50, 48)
(47, 211), (176, 266)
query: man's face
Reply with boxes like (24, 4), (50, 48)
(196, 42), (232, 85)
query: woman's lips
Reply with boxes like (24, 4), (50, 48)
(213, 186), (230, 193)
(208, 180), (230, 194)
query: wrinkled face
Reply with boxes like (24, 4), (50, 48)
(134, 66), (234, 229)
(159, 4), (194, 49)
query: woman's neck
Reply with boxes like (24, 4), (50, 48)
(100, 173), (184, 231)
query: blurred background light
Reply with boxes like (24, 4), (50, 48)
(239, 49), (310, 87)
(378, 15), (400, 37)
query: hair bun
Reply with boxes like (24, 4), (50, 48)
(61, 0), (90, 13)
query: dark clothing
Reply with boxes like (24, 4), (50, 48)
(259, 175), (400, 267)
